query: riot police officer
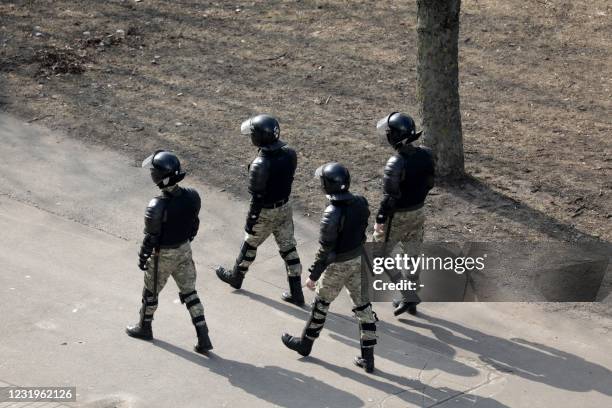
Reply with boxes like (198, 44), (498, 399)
(215, 114), (304, 306)
(126, 150), (213, 354)
(281, 163), (378, 373)
(373, 112), (435, 316)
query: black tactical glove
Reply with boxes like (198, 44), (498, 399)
(308, 263), (324, 282)
(138, 256), (149, 271)
(245, 215), (258, 235)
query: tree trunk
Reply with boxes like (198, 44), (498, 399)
(417, 0), (464, 178)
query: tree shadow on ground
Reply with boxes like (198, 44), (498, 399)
(236, 289), (479, 378)
(447, 175), (610, 246)
(444, 175), (612, 300)
(152, 339), (363, 408)
(403, 312), (612, 397)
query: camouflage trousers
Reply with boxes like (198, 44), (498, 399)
(140, 241), (206, 328)
(373, 207), (425, 303)
(304, 256), (377, 348)
(372, 207), (425, 245)
(235, 202), (302, 277)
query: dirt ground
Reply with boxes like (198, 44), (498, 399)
(1, 0), (610, 297)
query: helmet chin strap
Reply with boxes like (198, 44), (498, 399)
(160, 183), (179, 192)
(157, 172), (186, 189)
(391, 137), (407, 149)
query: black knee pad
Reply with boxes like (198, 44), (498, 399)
(142, 288), (158, 306)
(352, 302), (371, 313)
(179, 290), (201, 309)
(360, 322), (377, 332)
(237, 241), (257, 263)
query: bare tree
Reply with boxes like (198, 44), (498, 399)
(417, 0), (465, 178)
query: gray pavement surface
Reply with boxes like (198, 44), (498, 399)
(0, 113), (611, 408)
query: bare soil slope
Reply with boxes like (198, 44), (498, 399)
(1, 1), (610, 252)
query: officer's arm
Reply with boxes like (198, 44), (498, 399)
(246, 157), (269, 232)
(289, 147), (298, 175)
(309, 206), (341, 281)
(139, 198), (165, 263)
(376, 155), (403, 224)
(190, 190), (202, 241)
(363, 196), (371, 219)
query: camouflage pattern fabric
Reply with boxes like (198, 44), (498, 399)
(141, 241), (205, 326)
(236, 202), (302, 276)
(372, 207), (425, 245)
(314, 256), (377, 346)
(373, 207), (424, 303)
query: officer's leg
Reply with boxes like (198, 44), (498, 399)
(372, 215), (404, 297)
(282, 262), (348, 356)
(378, 222), (414, 315)
(344, 259), (377, 373)
(126, 252), (172, 340)
(394, 209), (425, 316)
(216, 212), (272, 289)
(273, 204), (304, 305)
(172, 244), (213, 354)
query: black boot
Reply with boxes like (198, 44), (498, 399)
(282, 297), (328, 356)
(281, 333), (314, 357)
(194, 324), (213, 354)
(126, 289), (155, 340)
(354, 347), (375, 373)
(126, 320), (153, 340)
(215, 265), (244, 289)
(393, 299), (419, 316)
(281, 276), (305, 306)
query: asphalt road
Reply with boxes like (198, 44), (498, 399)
(0, 114), (610, 408)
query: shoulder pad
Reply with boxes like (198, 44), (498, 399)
(147, 196), (165, 209)
(249, 156), (270, 177)
(145, 197), (166, 219)
(182, 187), (201, 204)
(322, 204), (342, 224)
(386, 154), (405, 169)
(251, 155), (267, 168)
(282, 145), (297, 156)
(384, 154), (405, 179)
(320, 204), (343, 244)
(182, 187), (200, 197)
(418, 146), (435, 168)
(249, 155), (270, 195)
(355, 194), (369, 208)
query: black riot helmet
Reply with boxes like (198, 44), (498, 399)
(141, 150), (186, 188)
(315, 162), (352, 201)
(376, 112), (422, 149)
(240, 114), (286, 151)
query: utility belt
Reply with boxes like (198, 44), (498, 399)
(160, 239), (190, 249)
(334, 246), (363, 264)
(262, 197), (289, 209)
(394, 202), (424, 213)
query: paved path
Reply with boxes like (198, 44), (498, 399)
(0, 114), (610, 407)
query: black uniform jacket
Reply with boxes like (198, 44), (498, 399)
(309, 193), (370, 281)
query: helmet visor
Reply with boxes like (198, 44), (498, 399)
(141, 153), (155, 168)
(141, 150), (165, 168)
(376, 115), (391, 136)
(314, 164), (328, 193)
(240, 118), (252, 136)
(376, 115), (391, 145)
(314, 164), (325, 179)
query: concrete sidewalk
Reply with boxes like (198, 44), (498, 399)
(0, 114), (611, 408)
